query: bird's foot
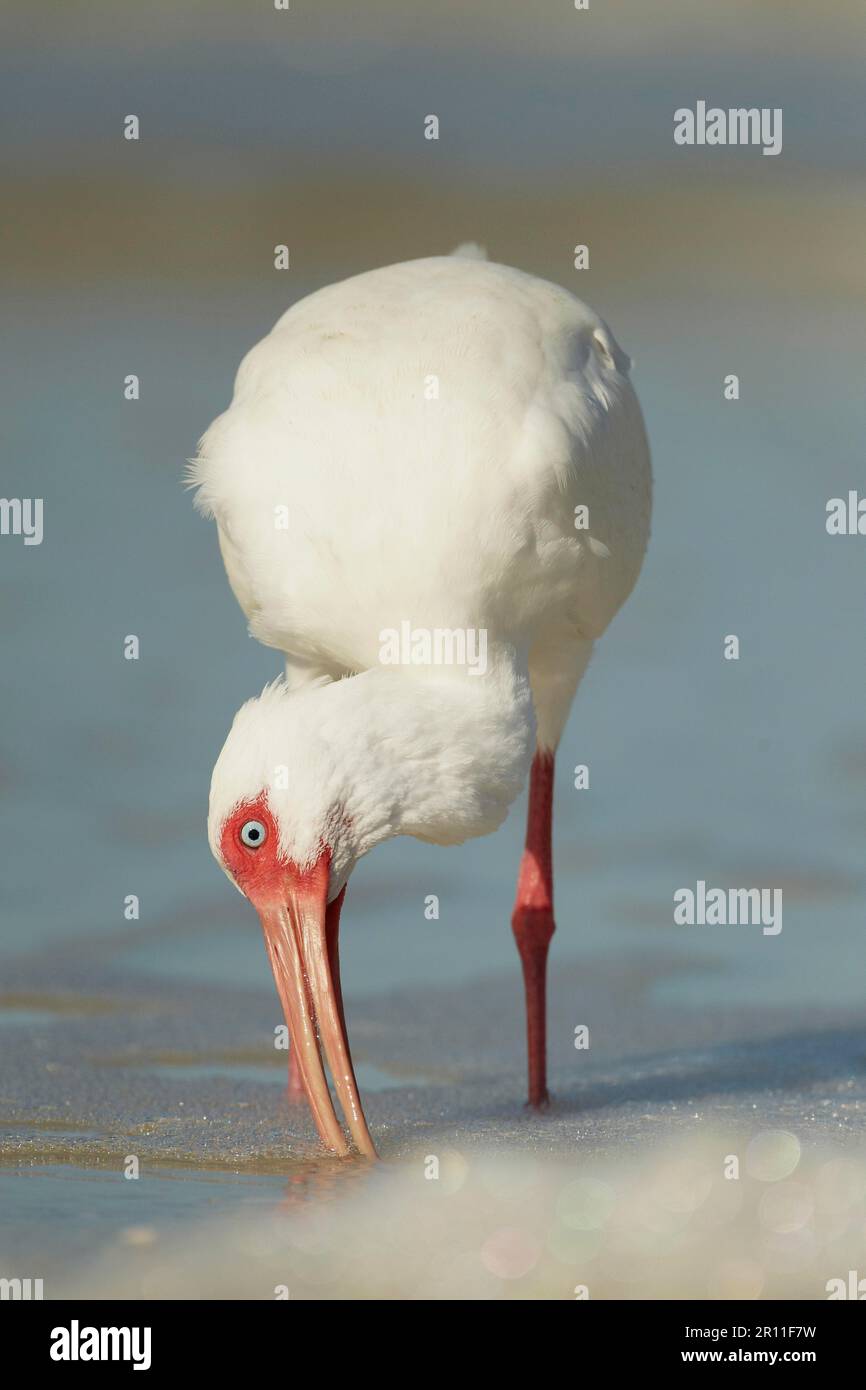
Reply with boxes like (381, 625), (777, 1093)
(525, 1090), (553, 1112)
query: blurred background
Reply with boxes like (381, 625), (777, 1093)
(1, 0), (866, 1298)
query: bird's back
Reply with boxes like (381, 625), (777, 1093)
(192, 254), (651, 677)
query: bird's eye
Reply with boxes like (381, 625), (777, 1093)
(239, 819), (267, 849)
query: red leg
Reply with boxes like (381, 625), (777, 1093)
(511, 749), (556, 1108)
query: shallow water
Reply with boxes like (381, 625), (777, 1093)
(0, 1165), (287, 1270)
(6, 1137), (866, 1300)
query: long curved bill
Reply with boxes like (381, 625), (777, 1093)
(258, 874), (377, 1159)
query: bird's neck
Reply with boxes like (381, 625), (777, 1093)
(317, 651), (535, 887)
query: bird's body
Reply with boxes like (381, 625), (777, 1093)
(192, 250), (651, 1157)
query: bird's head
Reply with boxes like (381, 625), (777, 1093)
(205, 662), (532, 1158)
(207, 679), (359, 898)
(207, 680), (378, 1157)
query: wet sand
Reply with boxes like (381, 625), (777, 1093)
(2, 931), (865, 1298)
(3, 935), (866, 1167)
(34, 1137), (866, 1301)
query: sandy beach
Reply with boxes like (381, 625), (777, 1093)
(2, 915), (866, 1298)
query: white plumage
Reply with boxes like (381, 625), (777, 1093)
(192, 250), (651, 892)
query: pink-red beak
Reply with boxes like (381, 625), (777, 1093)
(257, 859), (377, 1159)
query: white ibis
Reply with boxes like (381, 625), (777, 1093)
(190, 248), (651, 1158)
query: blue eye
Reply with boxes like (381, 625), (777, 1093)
(240, 819), (267, 848)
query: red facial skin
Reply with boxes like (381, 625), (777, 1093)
(219, 793), (326, 907)
(219, 793), (287, 906)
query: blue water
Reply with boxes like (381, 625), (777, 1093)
(0, 1165), (287, 1269)
(2, 281), (864, 1020)
(2, 23), (864, 180)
